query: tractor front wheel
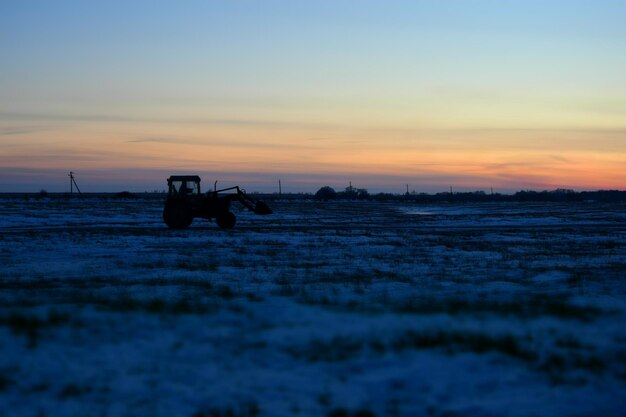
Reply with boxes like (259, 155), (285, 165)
(163, 203), (192, 229)
(216, 211), (236, 229)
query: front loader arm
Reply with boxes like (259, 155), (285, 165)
(236, 188), (272, 215)
(210, 186), (272, 215)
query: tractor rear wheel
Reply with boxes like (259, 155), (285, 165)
(216, 211), (236, 229)
(163, 202), (192, 229)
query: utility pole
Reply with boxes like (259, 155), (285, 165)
(406, 184), (409, 196)
(450, 185), (453, 194)
(68, 172), (82, 195)
(278, 179), (282, 196)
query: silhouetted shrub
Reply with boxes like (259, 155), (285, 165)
(315, 186), (337, 201)
(114, 191), (136, 199)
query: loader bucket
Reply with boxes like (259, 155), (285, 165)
(253, 200), (272, 215)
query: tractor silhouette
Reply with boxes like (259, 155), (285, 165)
(163, 175), (272, 229)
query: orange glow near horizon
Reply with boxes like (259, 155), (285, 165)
(1, 117), (624, 192)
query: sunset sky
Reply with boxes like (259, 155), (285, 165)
(2, 0), (625, 193)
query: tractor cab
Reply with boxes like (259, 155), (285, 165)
(167, 175), (201, 197)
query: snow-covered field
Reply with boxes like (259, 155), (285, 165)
(1, 197), (625, 417)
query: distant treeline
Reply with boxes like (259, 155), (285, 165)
(305, 187), (626, 203)
(409, 189), (625, 203)
(2, 188), (626, 203)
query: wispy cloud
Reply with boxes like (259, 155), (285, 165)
(0, 126), (51, 136)
(6, 112), (626, 137)
(126, 136), (197, 144)
(549, 155), (572, 163)
(0, 112), (340, 130)
(126, 136), (316, 150)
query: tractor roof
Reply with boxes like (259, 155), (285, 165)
(168, 175), (201, 182)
